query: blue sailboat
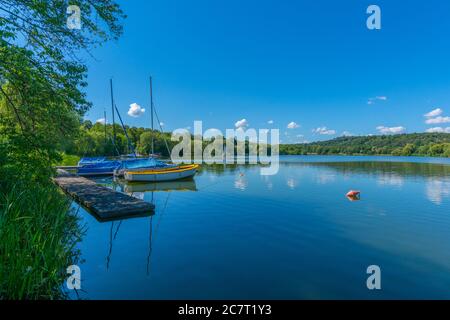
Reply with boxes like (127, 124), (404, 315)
(77, 78), (173, 177)
(77, 158), (170, 177)
(78, 159), (122, 176)
(77, 79), (125, 177)
(78, 157), (107, 166)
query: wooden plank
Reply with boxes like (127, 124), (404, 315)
(54, 172), (154, 221)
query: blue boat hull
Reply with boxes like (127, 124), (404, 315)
(77, 160), (122, 176)
(77, 166), (120, 176)
(77, 158), (167, 177)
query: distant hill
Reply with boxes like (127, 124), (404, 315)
(279, 133), (450, 157)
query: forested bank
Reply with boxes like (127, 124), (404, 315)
(280, 133), (450, 157)
(65, 124), (450, 160)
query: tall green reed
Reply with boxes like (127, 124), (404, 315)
(0, 182), (83, 299)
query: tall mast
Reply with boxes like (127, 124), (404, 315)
(110, 78), (116, 155)
(150, 76), (154, 155)
(104, 109), (107, 146)
(115, 104), (136, 157)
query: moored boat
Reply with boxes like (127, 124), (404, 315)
(77, 160), (122, 176)
(124, 164), (199, 182)
(113, 158), (173, 177)
(78, 157), (107, 166)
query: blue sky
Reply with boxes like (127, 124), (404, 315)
(82, 0), (450, 143)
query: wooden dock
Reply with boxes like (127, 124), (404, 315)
(54, 170), (154, 221)
(55, 165), (81, 170)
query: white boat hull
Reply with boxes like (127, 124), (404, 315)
(124, 165), (198, 182)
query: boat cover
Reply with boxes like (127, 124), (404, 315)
(78, 157), (107, 166)
(119, 158), (170, 169)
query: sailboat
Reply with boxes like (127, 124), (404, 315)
(113, 157), (173, 177)
(77, 79), (124, 176)
(77, 79), (162, 176)
(123, 77), (199, 182)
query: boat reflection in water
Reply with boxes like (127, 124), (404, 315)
(91, 177), (198, 276)
(120, 178), (198, 193)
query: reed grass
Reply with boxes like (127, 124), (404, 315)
(58, 154), (80, 166)
(0, 182), (83, 299)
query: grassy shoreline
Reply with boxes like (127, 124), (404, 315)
(0, 182), (83, 299)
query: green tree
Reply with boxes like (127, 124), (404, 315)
(444, 143), (450, 157)
(401, 143), (416, 156)
(0, 0), (124, 299)
(0, 0), (125, 184)
(429, 143), (445, 156)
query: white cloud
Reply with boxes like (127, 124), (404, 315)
(127, 103), (146, 118)
(424, 108), (443, 118)
(425, 116), (450, 124)
(313, 126), (336, 135)
(267, 120), (274, 124)
(368, 96), (388, 104)
(159, 122), (164, 127)
(376, 126), (406, 134)
(425, 127), (450, 133)
(287, 121), (299, 129)
(96, 118), (106, 124)
(341, 131), (353, 136)
(235, 118), (248, 129)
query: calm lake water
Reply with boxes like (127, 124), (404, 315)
(69, 156), (450, 299)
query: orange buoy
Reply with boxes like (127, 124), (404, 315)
(346, 190), (360, 197)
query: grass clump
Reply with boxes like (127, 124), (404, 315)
(0, 182), (83, 299)
(58, 153), (81, 166)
